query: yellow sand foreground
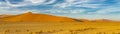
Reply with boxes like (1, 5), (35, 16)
(0, 22), (120, 34)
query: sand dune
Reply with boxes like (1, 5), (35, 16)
(0, 14), (13, 21)
(1, 12), (77, 22)
(92, 19), (119, 22)
(0, 14), (13, 18)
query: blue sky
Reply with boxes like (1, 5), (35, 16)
(0, 0), (120, 20)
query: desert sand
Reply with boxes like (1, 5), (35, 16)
(1, 12), (77, 22)
(0, 12), (120, 34)
(0, 22), (120, 34)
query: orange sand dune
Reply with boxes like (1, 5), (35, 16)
(1, 12), (77, 22)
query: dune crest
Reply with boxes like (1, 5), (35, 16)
(1, 12), (77, 22)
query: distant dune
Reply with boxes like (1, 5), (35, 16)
(0, 14), (13, 21)
(1, 12), (78, 22)
(92, 19), (119, 22)
(0, 14), (13, 18)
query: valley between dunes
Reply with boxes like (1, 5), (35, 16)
(0, 12), (120, 34)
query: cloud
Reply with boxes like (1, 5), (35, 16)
(75, 4), (102, 8)
(29, 0), (46, 4)
(0, 0), (107, 8)
(0, 2), (10, 9)
(35, 9), (86, 14)
(0, 2), (1, 4)
(44, 0), (56, 4)
(65, 0), (76, 2)
(0, 9), (25, 14)
(54, 0), (106, 8)
(71, 10), (85, 14)
(5, 0), (29, 7)
(54, 0), (78, 8)
(24, 0), (56, 5)
(2, 0), (56, 7)
(95, 5), (120, 14)
(0, 0), (119, 13)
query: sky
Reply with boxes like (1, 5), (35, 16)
(0, 0), (120, 20)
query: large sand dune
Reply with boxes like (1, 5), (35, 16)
(1, 12), (78, 22)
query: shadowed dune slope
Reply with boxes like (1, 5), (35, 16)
(79, 19), (91, 22)
(1, 12), (78, 22)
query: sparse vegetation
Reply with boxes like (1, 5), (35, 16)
(0, 22), (120, 34)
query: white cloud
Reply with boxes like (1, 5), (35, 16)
(0, 2), (2, 6)
(54, 3), (71, 8)
(5, 0), (27, 7)
(3, 0), (56, 7)
(0, 2), (10, 9)
(54, 0), (81, 8)
(75, 4), (101, 8)
(37, 9), (85, 14)
(54, 0), (106, 8)
(71, 10), (85, 14)
(65, 0), (76, 2)
(0, 2), (1, 4)
(29, 0), (46, 4)
(1, 0), (106, 8)
(0, 7), (10, 9)
(0, 9), (25, 14)
(96, 6), (120, 14)
(24, 0), (56, 4)
(44, 0), (56, 4)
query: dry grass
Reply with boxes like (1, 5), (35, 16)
(0, 22), (120, 34)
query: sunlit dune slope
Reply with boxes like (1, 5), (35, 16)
(1, 12), (78, 22)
